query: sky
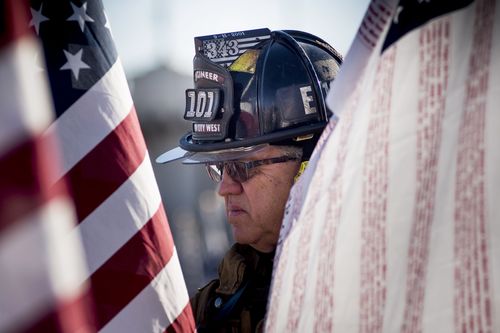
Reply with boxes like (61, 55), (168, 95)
(103, 0), (371, 78)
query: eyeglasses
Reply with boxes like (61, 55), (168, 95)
(205, 155), (300, 183)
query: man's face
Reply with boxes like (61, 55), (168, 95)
(217, 145), (300, 253)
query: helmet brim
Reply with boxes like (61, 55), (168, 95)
(155, 144), (269, 165)
(155, 146), (194, 164)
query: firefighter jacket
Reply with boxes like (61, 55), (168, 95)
(191, 243), (274, 333)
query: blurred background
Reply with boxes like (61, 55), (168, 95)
(102, 0), (370, 297)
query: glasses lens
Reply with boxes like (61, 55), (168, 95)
(205, 163), (222, 182)
(225, 161), (248, 183)
(205, 155), (298, 183)
(205, 162), (247, 183)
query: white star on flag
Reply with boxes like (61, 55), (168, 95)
(29, 4), (49, 35)
(393, 6), (403, 24)
(104, 11), (111, 30)
(60, 49), (90, 80)
(103, 11), (114, 38)
(66, 2), (94, 32)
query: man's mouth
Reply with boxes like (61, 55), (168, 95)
(227, 204), (245, 217)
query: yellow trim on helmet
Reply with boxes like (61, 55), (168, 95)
(228, 49), (260, 73)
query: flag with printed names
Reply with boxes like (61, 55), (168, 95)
(0, 0), (195, 332)
(266, 0), (500, 332)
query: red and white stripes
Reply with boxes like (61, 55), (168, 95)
(401, 18), (451, 333)
(0, 1), (194, 331)
(454, 0), (495, 332)
(46, 47), (193, 332)
(360, 46), (395, 333)
(0, 1), (92, 332)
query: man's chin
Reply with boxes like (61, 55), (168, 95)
(231, 226), (251, 244)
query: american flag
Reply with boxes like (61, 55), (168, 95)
(0, 0), (195, 332)
(0, 0), (94, 331)
(266, 0), (500, 332)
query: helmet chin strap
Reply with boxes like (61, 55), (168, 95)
(293, 134), (315, 141)
(294, 161), (309, 183)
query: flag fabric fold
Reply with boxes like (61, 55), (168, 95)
(266, 0), (500, 332)
(1, 0), (195, 332)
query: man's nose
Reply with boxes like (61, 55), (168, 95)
(217, 170), (243, 196)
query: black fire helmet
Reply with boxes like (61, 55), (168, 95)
(156, 28), (342, 164)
